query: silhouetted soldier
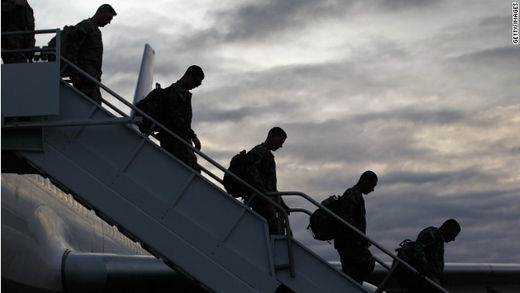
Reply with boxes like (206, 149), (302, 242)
(397, 219), (461, 293)
(334, 171), (378, 284)
(1, 0), (35, 63)
(61, 4), (117, 104)
(245, 127), (290, 235)
(156, 65), (204, 171)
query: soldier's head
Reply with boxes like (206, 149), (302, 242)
(357, 171), (378, 195)
(265, 127), (287, 152)
(180, 65), (205, 90)
(439, 219), (461, 243)
(94, 4), (117, 27)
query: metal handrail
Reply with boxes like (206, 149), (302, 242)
(268, 191), (450, 293)
(1, 28), (298, 277)
(1, 29), (61, 58)
(1, 29), (58, 35)
(6, 29), (449, 287)
(1, 47), (54, 54)
(58, 55), (297, 277)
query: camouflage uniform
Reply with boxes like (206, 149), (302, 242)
(62, 19), (103, 104)
(334, 185), (375, 284)
(1, 0), (35, 63)
(245, 143), (288, 235)
(415, 227), (445, 281)
(156, 82), (198, 171)
(402, 226), (445, 293)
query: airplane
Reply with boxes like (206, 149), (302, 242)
(3, 172), (520, 293)
(2, 33), (519, 293)
(1, 172), (207, 292)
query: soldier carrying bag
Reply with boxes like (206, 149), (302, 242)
(392, 239), (421, 285)
(395, 239), (417, 267)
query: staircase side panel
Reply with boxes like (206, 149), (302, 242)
(15, 82), (281, 293)
(9, 79), (367, 293)
(161, 208), (276, 290)
(1, 62), (60, 117)
(274, 238), (367, 293)
(224, 211), (276, 277)
(47, 85), (97, 123)
(55, 85), (200, 210)
(21, 141), (278, 293)
(164, 179), (276, 276)
(57, 84), (278, 279)
(54, 87), (279, 275)
(173, 178), (252, 238)
(123, 143), (197, 206)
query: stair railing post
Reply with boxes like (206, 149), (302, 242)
(374, 261), (399, 293)
(283, 213), (296, 278)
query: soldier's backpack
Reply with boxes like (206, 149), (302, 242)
(393, 239), (419, 279)
(223, 150), (250, 198)
(135, 84), (166, 133)
(395, 239), (417, 266)
(307, 195), (343, 241)
(46, 25), (77, 75)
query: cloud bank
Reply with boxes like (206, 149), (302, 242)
(29, 0), (520, 264)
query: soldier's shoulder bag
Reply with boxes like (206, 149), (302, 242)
(307, 195), (343, 241)
(223, 150), (250, 198)
(46, 25), (76, 72)
(135, 85), (167, 134)
(395, 239), (417, 265)
(393, 239), (419, 280)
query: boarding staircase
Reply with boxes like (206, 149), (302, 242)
(2, 30), (449, 293)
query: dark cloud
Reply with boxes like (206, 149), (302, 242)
(276, 106), (467, 165)
(365, 188), (520, 263)
(195, 101), (295, 123)
(138, 0), (520, 267)
(135, 1), (354, 52)
(440, 47), (520, 108)
(33, 0), (519, 266)
(287, 185), (520, 264)
(382, 169), (496, 186)
(377, 0), (443, 10)
(353, 108), (465, 125)
(213, 0), (354, 42)
(193, 56), (408, 113)
(449, 47), (520, 68)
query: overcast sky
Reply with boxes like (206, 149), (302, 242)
(31, 0), (519, 264)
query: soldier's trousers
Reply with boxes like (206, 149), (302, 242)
(73, 79), (102, 104)
(397, 272), (441, 293)
(249, 196), (286, 235)
(336, 244), (375, 284)
(159, 135), (199, 172)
